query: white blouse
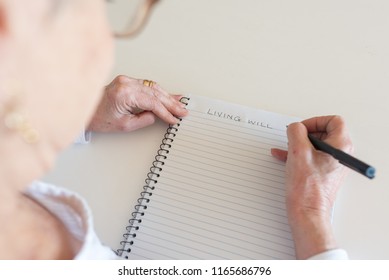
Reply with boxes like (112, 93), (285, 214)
(25, 181), (119, 259)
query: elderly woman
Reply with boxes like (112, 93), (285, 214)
(0, 0), (351, 259)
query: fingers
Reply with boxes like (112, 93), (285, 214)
(301, 115), (336, 133)
(271, 148), (288, 162)
(271, 121), (319, 163)
(172, 95), (185, 102)
(301, 115), (345, 139)
(301, 115), (353, 153)
(133, 90), (183, 124)
(110, 75), (188, 126)
(139, 81), (188, 124)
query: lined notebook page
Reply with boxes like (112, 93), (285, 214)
(121, 95), (300, 260)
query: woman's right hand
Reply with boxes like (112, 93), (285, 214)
(271, 115), (353, 259)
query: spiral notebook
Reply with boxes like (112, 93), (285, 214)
(118, 95), (301, 259)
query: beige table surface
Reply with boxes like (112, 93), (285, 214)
(44, 0), (389, 259)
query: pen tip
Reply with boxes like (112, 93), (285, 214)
(366, 167), (376, 179)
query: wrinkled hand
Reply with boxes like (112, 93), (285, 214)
(88, 75), (188, 132)
(271, 116), (353, 259)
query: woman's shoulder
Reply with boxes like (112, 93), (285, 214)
(25, 181), (120, 260)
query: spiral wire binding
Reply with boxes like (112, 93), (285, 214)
(117, 97), (190, 258)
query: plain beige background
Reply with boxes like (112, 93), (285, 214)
(44, 0), (389, 259)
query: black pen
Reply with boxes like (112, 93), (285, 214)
(308, 134), (376, 179)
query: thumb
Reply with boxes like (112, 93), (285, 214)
(121, 111), (157, 132)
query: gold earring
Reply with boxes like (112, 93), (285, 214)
(1, 89), (40, 144)
(4, 111), (40, 144)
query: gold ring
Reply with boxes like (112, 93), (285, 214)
(143, 80), (155, 87)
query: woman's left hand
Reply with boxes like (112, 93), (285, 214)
(87, 75), (188, 132)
